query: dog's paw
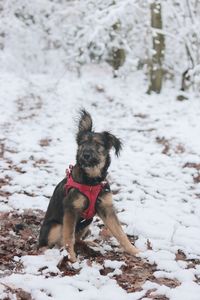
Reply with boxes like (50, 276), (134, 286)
(132, 247), (140, 255)
(65, 245), (77, 263)
(37, 246), (48, 254)
(126, 246), (140, 256)
(68, 254), (77, 263)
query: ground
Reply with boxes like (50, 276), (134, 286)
(0, 65), (200, 300)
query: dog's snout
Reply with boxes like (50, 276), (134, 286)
(83, 152), (91, 160)
(78, 147), (99, 168)
(83, 150), (92, 161)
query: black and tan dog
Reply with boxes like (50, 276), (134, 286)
(39, 109), (139, 261)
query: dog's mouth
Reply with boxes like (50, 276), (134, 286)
(78, 156), (100, 169)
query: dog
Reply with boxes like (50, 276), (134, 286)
(39, 109), (139, 262)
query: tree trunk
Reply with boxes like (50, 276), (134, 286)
(107, 21), (126, 77)
(147, 1), (165, 94)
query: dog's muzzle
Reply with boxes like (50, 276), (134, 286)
(78, 150), (99, 168)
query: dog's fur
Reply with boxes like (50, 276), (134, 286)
(39, 109), (139, 261)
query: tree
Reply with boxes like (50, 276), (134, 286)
(147, 1), (165, 94)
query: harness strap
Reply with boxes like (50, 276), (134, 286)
(65, 166), (107, 220)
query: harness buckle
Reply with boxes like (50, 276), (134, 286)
(66, 164), (73, 178)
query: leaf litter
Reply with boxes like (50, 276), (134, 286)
(0, 207), (182, 300)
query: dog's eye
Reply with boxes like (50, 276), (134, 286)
(78, 139), (87, 145)
(95, 141), (104, 147)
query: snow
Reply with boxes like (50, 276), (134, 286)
(1, 267), (145, 300)
(8, 194), (49, 211)
(1, 1), (200, 299)
(167, 282), (200, 300)
(20, 249), (61, 275)
(104, 259), (125, 269)
(1, 65), (200, 299)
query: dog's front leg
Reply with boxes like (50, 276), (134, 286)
(62, 210), (77, 262)
(63, 192), (87, 262)
(96, 193), (140, 256)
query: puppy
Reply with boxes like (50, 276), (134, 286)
(39, 109), (139, 262)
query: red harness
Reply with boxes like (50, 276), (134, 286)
(65, 166), (106, 220)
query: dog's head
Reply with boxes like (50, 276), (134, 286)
(76, 109), (122, 178)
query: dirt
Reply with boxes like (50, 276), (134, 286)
(183, 162), (200, 183)
(156, 136), (185, 155)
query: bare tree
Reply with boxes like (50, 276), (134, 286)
(147, 1), (165, 94)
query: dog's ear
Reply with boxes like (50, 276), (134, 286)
(76, 109), (93, 142)
(78, 109), (93, 133)
(103, 131), (122, 156)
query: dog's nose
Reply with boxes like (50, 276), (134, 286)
(83, 152), (91, 160)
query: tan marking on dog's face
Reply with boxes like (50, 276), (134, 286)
(48, 224), (62, 247)
(76, 131), (109, 171)
(84, 157), (106, 178)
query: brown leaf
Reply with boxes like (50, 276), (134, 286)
(175, 249), (186, 261)
(39, 138), (51, 147)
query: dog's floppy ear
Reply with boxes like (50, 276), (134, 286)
(76, 109), (93, 142)
(103, 131), (122, 156)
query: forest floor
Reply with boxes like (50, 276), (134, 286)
(0, 65), (200, 300)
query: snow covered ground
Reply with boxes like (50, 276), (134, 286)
(1, 63), (200, 299)
(0, 1), (200, 297)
